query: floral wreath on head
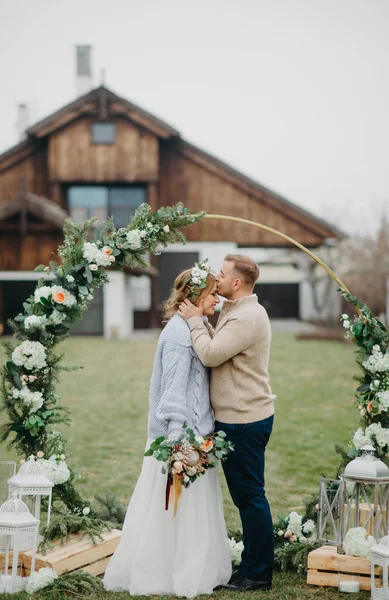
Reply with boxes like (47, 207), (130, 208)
(187, 259), (215, 300)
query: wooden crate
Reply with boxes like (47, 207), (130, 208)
(307, 545), (378, 591)
(22, 529), (121, 576)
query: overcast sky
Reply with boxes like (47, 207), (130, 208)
(1, 0), (388, 235)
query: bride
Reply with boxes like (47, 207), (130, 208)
(103, 261), (232, 598)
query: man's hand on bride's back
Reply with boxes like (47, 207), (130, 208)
(178, 299), (204, 320)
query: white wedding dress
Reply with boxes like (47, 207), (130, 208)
(103, 439), (232, 598)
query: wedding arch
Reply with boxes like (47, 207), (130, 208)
(1, 202), (388, 546)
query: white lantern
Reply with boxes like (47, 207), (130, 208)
(0, 493), (39, 594)
(8, 456), (53, 525)
(371, 533), (389, 600)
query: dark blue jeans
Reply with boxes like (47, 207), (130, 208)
(215, 415), (274, 583)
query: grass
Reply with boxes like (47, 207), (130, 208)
(0, 333), (369, 599)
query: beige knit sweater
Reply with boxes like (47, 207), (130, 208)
(188, 295), (275, 424)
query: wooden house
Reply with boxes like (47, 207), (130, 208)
(0, 86), (343, 336)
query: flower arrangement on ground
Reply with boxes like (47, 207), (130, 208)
(145, 425), (233, 516)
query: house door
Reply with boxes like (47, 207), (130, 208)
(254, 283), (300, 318)
(157, 251), (199, 313)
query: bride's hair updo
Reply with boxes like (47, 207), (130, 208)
(162, 269), (216, 323)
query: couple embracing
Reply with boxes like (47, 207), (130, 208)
(104, 254), (276, 598)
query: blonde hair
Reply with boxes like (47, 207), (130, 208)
(163, 269), (216, 323)
(224, 254), (259, 287)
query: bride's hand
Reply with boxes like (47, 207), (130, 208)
(178, 299), (204, 320)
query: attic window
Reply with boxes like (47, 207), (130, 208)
(91, 123), (116, 144)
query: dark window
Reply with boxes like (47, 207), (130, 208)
(91, 123), (116, 144)
(68, 185), (146, 228)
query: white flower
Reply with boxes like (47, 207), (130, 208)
(343, 320), (351, 329)
(287, 511), (303, 536)
(12, 341), (47, 370)
(82, 242), (112, 267)
(34, 286), (52, 304)
(51, 286), (76, 307)
(147, 222), (153, 229)
(191, 276), (201, 285)
(302, 519), (315, 535)
(109, 256), (115, 262)
(278, 530), (284, 537)
(66, 275), (75, 283)
(82, 506), (90, 516)
(229, 538), (244, 566)
(37, 455), (70, 485)
(13, 386), (44, 413)
(377, 391), (389, 411)
(191, 267), (202, 278)
(342, 314), (349, 320)
(86, 294), (93, 301)
(352, 427), (370, 449)
(26, 567), (58, 594)
(195, 435), (205, 445)
(184, 475), (189, 483)
(140, 230), (148, 238)
(360, 408), (366, 416)
(363, 345), (389, 374)
(126, 229), (142, 250)
(25, 315), (47, 330)
(89, 264), (98, 271)
(343, 527), (375, 558)
(49, 309), (66, 325)
(163, 225), (170, 233)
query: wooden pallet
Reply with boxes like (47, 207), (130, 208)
(307, 545), (378, 591)
(22, 529), (121, 576)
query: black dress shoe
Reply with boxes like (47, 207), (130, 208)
(215, 577), (272, 591)
(228, 569), (241, 584)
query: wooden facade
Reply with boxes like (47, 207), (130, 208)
(0, 85), (344, 332)
(0, 85), (343, 272)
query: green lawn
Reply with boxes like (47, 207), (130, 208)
(0, 333), (369, 599)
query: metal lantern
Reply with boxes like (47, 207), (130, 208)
(318, 444), (389, 552)
(0, 493), (39, 594)
(371, 533), (389, 600)
(8, 456), (53, 525)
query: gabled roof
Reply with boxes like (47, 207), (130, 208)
(0, 194), (68, 229)
(26, 86), (180, 140)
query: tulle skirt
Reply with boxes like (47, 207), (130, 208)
(103, 439), (232, 598)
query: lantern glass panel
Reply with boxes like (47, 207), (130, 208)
(318, 478), (343, 545)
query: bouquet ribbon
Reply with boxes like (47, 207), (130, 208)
(165, 472), (182, 518)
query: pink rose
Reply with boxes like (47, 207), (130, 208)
(60, 454), (66, 461)
(89, 264), (98, 272)
(36, 451), (44, 458)
(29, 375), (37, 383)
(290, 534), (297, 542)
(173, 461), (183, 473)
(19, 459), (25, 466)
(109, 256), (115, 263)
(284, 530), (292, 538)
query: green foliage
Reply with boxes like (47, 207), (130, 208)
(274, 539), (321, 575)
(36, 570), (104, 598)
(94, 491), (126, 526)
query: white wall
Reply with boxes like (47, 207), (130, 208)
(103, 271), (133, 339)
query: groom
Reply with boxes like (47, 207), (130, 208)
(178, 254), (275, 592)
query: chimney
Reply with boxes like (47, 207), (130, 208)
(16, 103), (29, 141)
(75, 45), (93, 97)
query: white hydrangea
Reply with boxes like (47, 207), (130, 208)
(353, 423), (389, 450)
(24, 315), (47, 330)
(49, 309), (66, 325)
(377, 391), (389, 411)
(302, 519), (315, 535)
(287, 511), (303, 536)
(50, 285), (77, 307)
(12, 386), (44, 413)
(343, 527), (375, 558)
(352, 428), (370, 449)
(191, 267), (202, 278)
(363, 345), (389, 374)
(12, 341), (47, 370)
(82, 242), (112, 267)
(26, 567), (58, 594)
(34, 285), (52, 304)
(229, 537), (244, 566)
(126, 229), (142, 250)
(37, 455), (70, 485)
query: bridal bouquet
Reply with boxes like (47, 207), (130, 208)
(145, 425), (234, 516)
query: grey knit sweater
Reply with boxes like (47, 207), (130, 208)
(147, 314), (214, 438)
